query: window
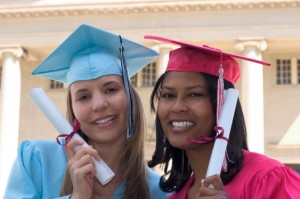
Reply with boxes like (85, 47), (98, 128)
(50, 80), (65, 89)
(130, 74), (137, 87)
(142, 62), (156, 87)
(276, 57), (300, 85)
(276, 59), (291, 85)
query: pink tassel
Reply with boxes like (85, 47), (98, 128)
(222, 156), (228, 173)
(217, 53), (227, 173)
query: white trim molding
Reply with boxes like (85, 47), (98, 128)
(1, 1), (300, 19)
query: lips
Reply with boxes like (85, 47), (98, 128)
(93, 116), (115, 125)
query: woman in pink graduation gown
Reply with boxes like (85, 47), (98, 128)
(146, 35), (300, 199)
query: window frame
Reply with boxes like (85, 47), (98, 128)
(49, 79), (67, 90)
(141, 62), (157, 87)
(273, 55), (300, 87)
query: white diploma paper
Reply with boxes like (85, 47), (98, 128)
(29, 87), (115, 185)
(206, 88), (239, 177)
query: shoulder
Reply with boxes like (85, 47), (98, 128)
(226, 150), (300, 198)
(240, 150), (293, 181)
(19, 139), (62, 150)
(4, 140), (67, 198)
(146, 166), (161, 182)
(243, 150), (274, 162)
(146, 167), (169, 199)
(146, 167), (162, 190)
(17, 140), (66, 164)
(242, 150), (285, 172)
(245, 151), (300, 198)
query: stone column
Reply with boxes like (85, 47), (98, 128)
(0, 46), (24, 196)
(235, 39), (267, 154)
(154, 44), (173, 77)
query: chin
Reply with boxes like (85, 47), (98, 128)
(169, 140), (191, 150)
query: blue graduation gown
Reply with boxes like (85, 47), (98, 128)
(3, 140), (167, 199)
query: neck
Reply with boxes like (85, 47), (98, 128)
(90, 138), (126, 199)
(186, 142), (214, 184)
(92, 173), (123, 199)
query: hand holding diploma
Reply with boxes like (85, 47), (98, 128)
(29, 87), (115, 185)
(196, 175), (229, 198)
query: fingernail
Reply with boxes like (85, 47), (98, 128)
(201, 179), (205, 187)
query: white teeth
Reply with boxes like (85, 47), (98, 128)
(95, 116), (114, 124)
(172, 121), (194, 128)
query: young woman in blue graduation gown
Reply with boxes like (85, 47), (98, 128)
(4, 24), (168, 199)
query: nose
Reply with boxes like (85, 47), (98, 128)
(91, 93), (109, 111)
(171, 97), (188, 113)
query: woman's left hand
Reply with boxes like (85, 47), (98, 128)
(196, 174), (229, 199)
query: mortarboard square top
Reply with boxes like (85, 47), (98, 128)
(144, 35), (270, 84)
(32, 24), (159, 86)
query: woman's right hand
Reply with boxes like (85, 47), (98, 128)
(65, 139), (101, 199)
(196, 174), (229, 199)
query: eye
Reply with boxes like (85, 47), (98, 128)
(160, 92), (175, 98)
(78, 95), (89, 101)
(105, 87), (118, 93)
(190, 92), (203, 97)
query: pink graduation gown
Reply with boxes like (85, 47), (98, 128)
(167, 150), (300, 199)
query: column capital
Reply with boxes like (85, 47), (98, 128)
(0, 46), (24, 59)
(152, 43), (175, 53)
(235, 38), (267, 52)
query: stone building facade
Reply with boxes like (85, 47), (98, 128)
(1, 0), (300, 195)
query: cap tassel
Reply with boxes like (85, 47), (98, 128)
(119, 35), (133, 140)
(217, 67), (224, 123)
(188, 53), (228, 146)
(216, 53), (228, 173)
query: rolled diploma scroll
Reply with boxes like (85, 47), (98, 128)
(206, 88), (239, 178)
(29, 87), (115, 185)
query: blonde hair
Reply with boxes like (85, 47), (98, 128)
(60, 83), (149, 199)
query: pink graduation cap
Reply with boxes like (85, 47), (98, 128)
(144, 35), (270, 85)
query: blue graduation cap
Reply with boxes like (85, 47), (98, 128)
(32, 24), (159, 139)
(32, 24), (158, 85)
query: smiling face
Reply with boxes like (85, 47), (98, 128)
(157, 72), (215, 150)
(69, 75), (128, 145)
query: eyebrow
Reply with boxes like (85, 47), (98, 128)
(103, 80), (122, 87)
(73, 80), (122, 94)
(72, 88), (88, 96)
(161, 84), (206, 90)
